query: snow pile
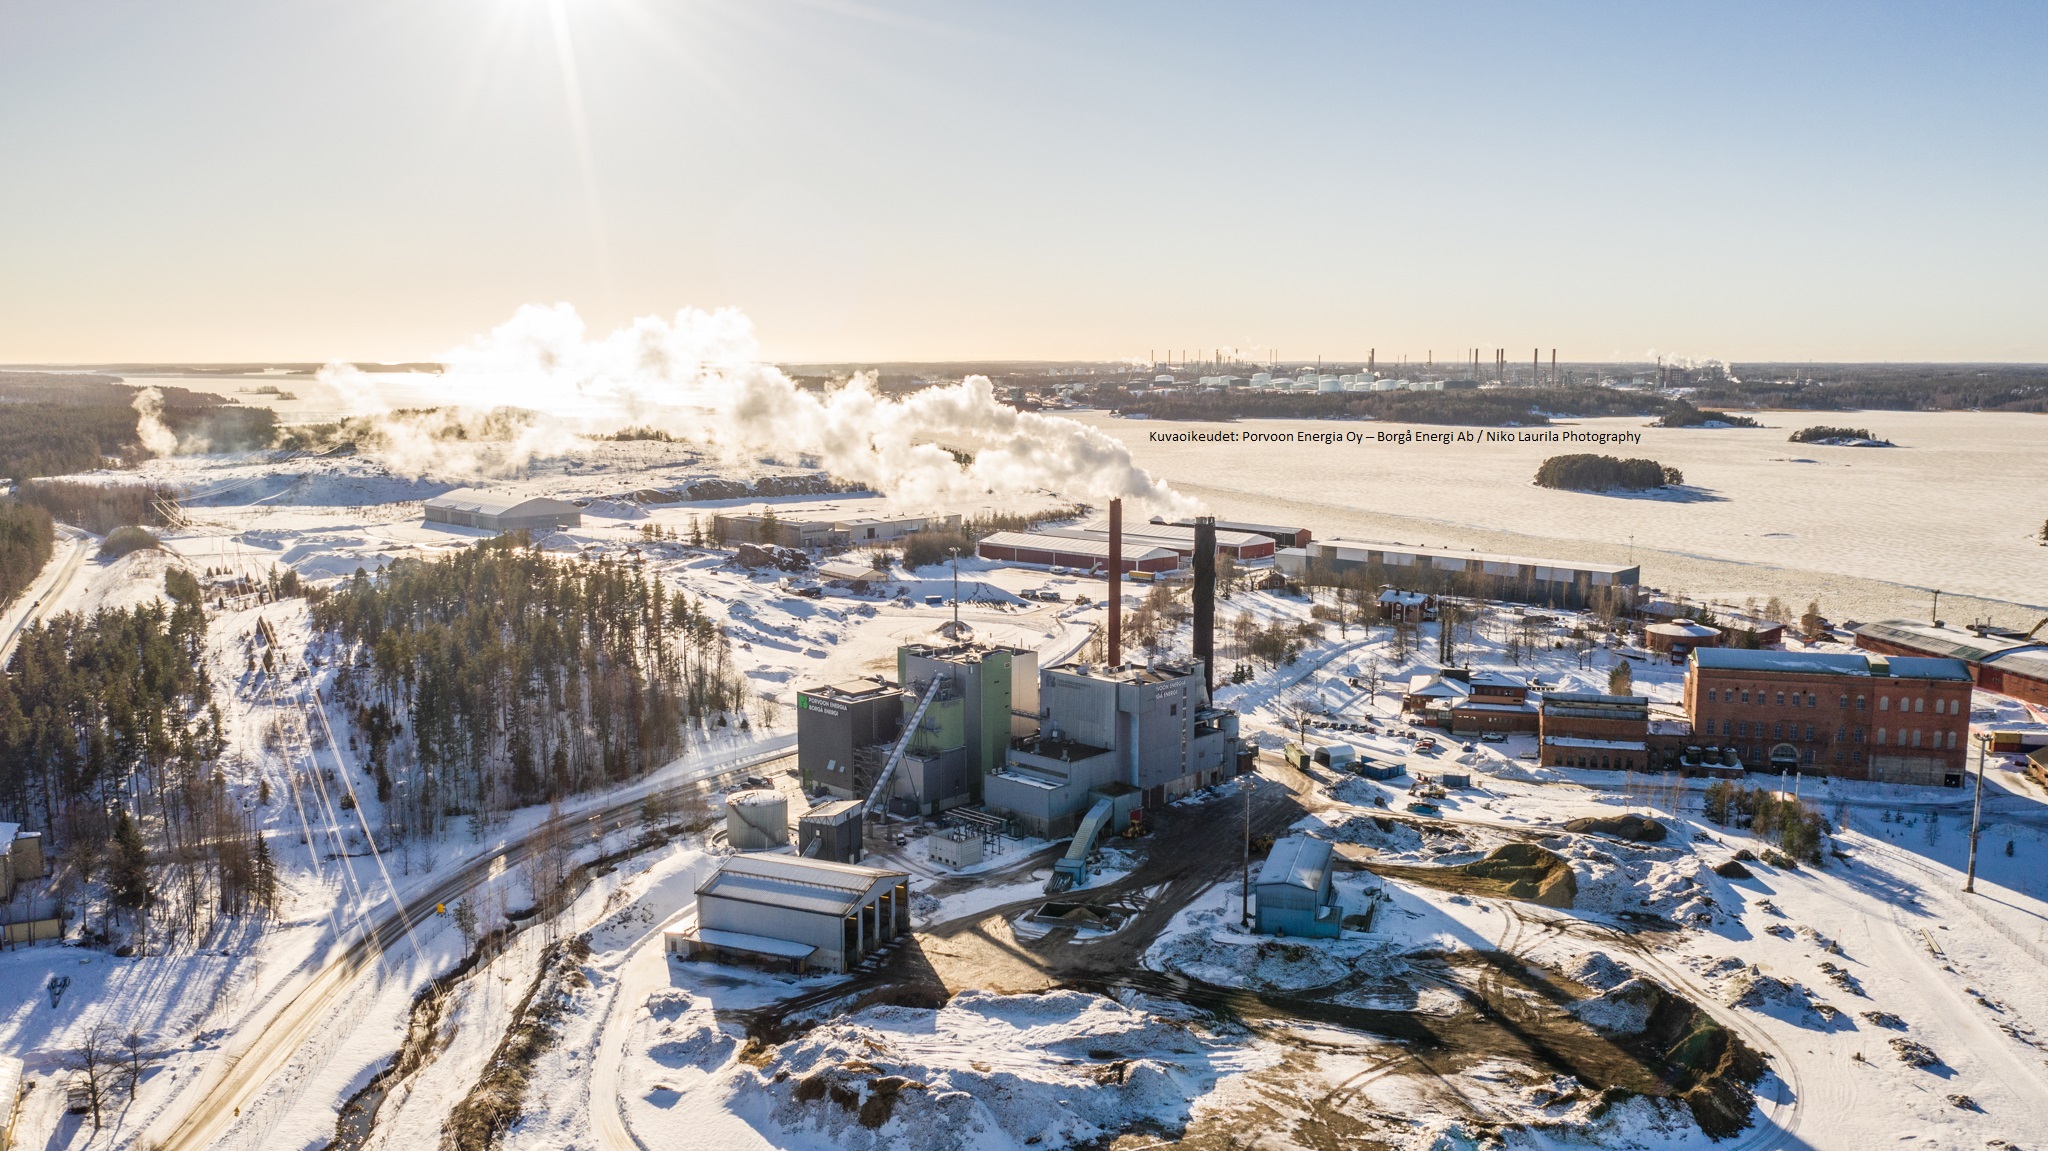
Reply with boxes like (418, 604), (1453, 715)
(1563, 841), (1719, 924)
(1317, 810), (1429, 857)
(642, 990), (1266, 1150)
(1570, 977), (1663, 1034)
(1565, 951), (1635, 992)
(1146, 909), (1391, 991)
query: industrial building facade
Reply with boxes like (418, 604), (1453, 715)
(1684, 648), (1973, 785)
(713, 511), (962, 551)
(1853, 619), (2048, 710)
(1036, 522), (1277, 562)
(1539, 693), (1653, 771)
(795, 679), (904, 800)
(422, 490), (582, 533)
(667, 854), (910, 974)
(1276, 539), (1637, 609)
(987, 658), (1243, 837)
(974, 531), (1178, 574)
(1255, 836), (1343, 938)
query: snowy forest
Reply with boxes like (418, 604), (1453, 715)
(315, 535), (748, 839)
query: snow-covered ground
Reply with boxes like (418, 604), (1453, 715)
(6, 435), (2048, 1150)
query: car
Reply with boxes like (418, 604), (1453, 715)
(1406, 801), (1441, 816)
(893, 834), (909, 847)
(1050, 565), (1069, 575)
(1462, 742), (1478, 752)
(1519, 751), (1539, 761)
(742, 775), (773, 790)
(1479, 732), (1507, 744)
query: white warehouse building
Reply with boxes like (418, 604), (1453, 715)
(423, 489), (582, 533)
(665, 854), (910, 974)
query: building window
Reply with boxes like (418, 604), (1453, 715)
(1807, 693), (1817, 707)
(1707, 689), (1717, 702)
(1912, 729), (1922, 748)
(1803, 748), (1815, 765)
(1776, 692), (1785, 706)
(1857, 696), (1866, 710)
(1879, 696), (1889, 712)
(1740, 690), (1750, 703)
(1773, 723), (1783, 739)
(1914, 697), (1924, 714)
(1836, 724), (1847, 742)
(1855, 751), (1864, 765)
(1839, 694), (1849, 709)
(1876, 727), (1887, 745)
(1947, 731), (1957, 750)
(1805, 724), (1815, 741)
(1853, 727), (1864, 744)
(1738, 722), (1749, 738)
(1721, 719), (1732, 736)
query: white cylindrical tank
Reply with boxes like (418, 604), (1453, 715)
(726, 789), (789, 851)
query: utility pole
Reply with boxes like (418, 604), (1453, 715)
(949, 547), (961, 631)
(1931, 589), (1941, 625)
(1966, 733), (1989, 893)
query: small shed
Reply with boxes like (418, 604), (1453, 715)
(798, 800), (867, 864)
(1254, 835), (1343, 939)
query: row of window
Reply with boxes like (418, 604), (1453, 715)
(1878, 694), (1956, 715)
(1875, 727), (1958, 750)
(1702, 686), (1962, 715)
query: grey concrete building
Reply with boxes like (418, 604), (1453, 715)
(1255, 836), (1342, 938)
(665, 854), (910, 974)
(1276, 539), (1637, 610)
(985, 659), (1242, 838)
(796, 679), (903, 800)
(893, 643), (1040, 813)
(423, 489), (582, 533)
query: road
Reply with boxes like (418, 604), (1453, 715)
(0, 524), (88, 663)
(143, 740), (796, 1151)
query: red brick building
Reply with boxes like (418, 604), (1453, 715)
(1539, 693), (1649, 770)
(1853, 619), (2048, 711)
(1684, 649), (1973, 786)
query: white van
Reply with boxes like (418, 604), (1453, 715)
(1312, 743), (1358, 770)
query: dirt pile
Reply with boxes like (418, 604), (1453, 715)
(1575, 973), (1770, 1139)
(1713, 859), (1753, 879)
(1369, 843), (1578, 908)
(1564, 813), (1668, 842)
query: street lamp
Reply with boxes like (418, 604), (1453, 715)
(1966, 732), (1990, 894)
(1239, 769), (1255, 928)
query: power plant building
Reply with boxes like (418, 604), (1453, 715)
(423, 490), (582, 534)
(888, 643), (1042, 815)
(796, 679), (904, 800)
(987, 658), (1243, 838)
(1276, 539), (1638, 609)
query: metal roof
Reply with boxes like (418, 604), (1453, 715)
(976, 532), (1177, 562)
(1306, 538), (1639, 578)
(1853, 619), (2023, 663)
(676, 926), (818, 960)
(1647, 621), (1721, 637)
(1692, 648), (1970, 682)
(425, 488), (579, 518)
(1257, 835), (1334, 893)
(1052, 523), (1272, 550)
(1693, 649), (1874, 676)
(697, 854), (906, 917)
(1984, 649), (2048, 682)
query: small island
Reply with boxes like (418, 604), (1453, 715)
(1789, 425), (1894, 446)
(1534, 453), (1683, 491)
(1656, 399), (1759, 428)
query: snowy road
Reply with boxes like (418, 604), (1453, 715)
(142, 740), (795, 1151)
(0, 523), (87, 662)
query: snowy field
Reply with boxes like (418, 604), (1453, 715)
(1077, 409), (2048, 623)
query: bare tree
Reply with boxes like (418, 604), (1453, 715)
(121, 1030), (151, 1095)
(68, 1021), (115, 1131)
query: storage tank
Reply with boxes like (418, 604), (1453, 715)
(725, 789), (789, 851)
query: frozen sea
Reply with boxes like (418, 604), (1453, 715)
(1073, 409), (2048, 625)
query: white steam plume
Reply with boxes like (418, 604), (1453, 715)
(133, 387), (180, 457)
(321, 303), (1194, 515)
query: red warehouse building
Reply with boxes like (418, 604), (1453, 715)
(975, 532), (1178, 574)
(1853, 619), (2048, 711)
(1684, 649), (1973, 786)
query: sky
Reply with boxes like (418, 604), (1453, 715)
(1, 1), (2044, 365)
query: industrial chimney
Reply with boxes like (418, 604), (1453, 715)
(1107, 498), (1123, 668)
(1193, 515), (1216, 701)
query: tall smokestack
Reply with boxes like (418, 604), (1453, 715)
(1107, 498), (1123, 668)
(1193, 516), (1216, 701)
